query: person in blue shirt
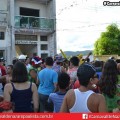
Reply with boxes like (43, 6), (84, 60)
(93, 60), (103, 80)
(38, 57), (58, 112)
(48, 72), (70, 112)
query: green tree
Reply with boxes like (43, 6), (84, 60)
(93, 24), (120, 55)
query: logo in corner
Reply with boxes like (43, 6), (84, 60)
(82, 114), (88, 119)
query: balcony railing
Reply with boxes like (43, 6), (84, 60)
(15, 15), (55, 31)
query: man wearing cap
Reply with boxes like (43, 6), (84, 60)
(52, 55), (65, 74)
(60, 63), (107, 112)
(18, 54), (26, 63)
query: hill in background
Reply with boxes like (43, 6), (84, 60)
(59, 50), (93, 57)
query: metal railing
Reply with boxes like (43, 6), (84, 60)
(15, 15), (55, 31)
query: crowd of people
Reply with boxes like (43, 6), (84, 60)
(0, 54), (120, 113)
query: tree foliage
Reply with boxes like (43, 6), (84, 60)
(93, 24), (120, 55)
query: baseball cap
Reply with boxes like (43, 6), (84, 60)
(18, 55), (26, 60)
(0, 57), (5, 62)
(77, 63), (96, 82)
(55, 55), (65, 62)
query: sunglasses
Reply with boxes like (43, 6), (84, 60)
(93, 74), (99, 79)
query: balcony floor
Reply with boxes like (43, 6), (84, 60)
(15, 28), (55, 36)
(17, 0), (52, 4)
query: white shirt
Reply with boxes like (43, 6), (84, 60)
(69, 89), (94, 113)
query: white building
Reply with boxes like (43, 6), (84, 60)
(0, 0), (56, 64)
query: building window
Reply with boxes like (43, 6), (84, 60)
(41, 53), (48, 59)
(0, 50), (4, 57)
(15, 34), (37, 41)
(40, 36), (47, 41)
(41, 44), (48, 50)
(0, 32), (4, 40)
(20, 7), (39, 17)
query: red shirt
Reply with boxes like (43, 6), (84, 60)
(73, 80), (80, 89)
(0, 65), (6, 76)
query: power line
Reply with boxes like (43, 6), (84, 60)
(57, 0), (79, 15)
(57, 29), (105, 33)
(56, 0), (118, 16)
(56, 18), (90, 23)
(57, 21), (120, 29)
(56, 22), (120, 32)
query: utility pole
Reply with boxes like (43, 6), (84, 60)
(5, 0), (16, 64)
(9, 0), (16, 62)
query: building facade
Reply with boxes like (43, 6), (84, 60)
(0, 0), (56, 64)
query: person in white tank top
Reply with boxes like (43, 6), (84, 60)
(60, 63), (107, 113)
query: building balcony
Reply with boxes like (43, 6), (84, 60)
(15, 15), (55, 33)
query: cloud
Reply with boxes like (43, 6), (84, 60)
(56, 0), (120, 53)
(82, 45), (93, 49)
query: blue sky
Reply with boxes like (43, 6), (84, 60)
(56, 0), (120, 53)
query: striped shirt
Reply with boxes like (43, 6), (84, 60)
(48, 92), (66, 112)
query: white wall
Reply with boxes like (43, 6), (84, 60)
(47, 1), (54, 18)
(0, 41), (6, 47)
(0, 0), (7, 11)
(15, 0), (48, 17)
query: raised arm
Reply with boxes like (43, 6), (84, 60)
(83, 52), (92, 63)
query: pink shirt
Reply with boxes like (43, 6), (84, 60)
(67, 67), (78, 81)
